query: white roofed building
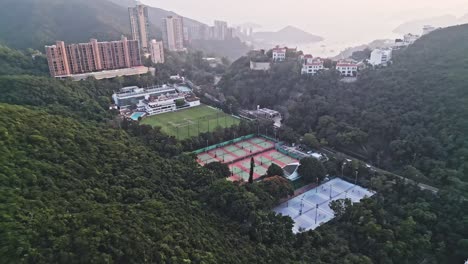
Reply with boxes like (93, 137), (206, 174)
(272, 46), (287, 62)
(336, 60), (358, 77)
(301, 55), (324, 75)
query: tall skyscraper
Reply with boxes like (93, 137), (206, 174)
(45, 37), (141, 77)
(128, 4), (150, 51)
(150, 39), (164, 64)
(162, 16), (185, 51)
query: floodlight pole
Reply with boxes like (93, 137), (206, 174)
(315, 204), (318, 224)
(316, 177), (319, 193)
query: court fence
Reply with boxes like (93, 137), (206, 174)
(193, 133), (281, 155)
(193, 134), (256, 154)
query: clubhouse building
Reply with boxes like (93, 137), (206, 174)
(112, 85), (200, 117)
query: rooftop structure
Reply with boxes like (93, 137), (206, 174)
(336, 60), (358, 77)
(245, 107), (282, 128)
(45, 37), (142, 78)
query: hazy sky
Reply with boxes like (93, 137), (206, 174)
(143, 0), (467, 43)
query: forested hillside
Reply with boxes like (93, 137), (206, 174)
(220, 24), (468, 192)
(0, 0), (159, 50)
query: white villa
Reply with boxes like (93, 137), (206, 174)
(336, 60), (358, 77)
(272, 46), (287, 62)
(301, 55), (324, 75)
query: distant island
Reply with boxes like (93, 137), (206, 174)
(393, 14), (468, 34)
(251, 26), (323, 45)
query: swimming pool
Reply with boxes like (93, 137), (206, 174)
(130, 112), (146, 121)
(176, 86), (192, 93)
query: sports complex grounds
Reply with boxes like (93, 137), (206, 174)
(196, 135), (299, 181)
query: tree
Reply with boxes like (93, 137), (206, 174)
(204, 162), (231, 179)
(303, 133), (320, 149)
(329, 198), (352, 218)
(175, 99), (186, 107)
(258, 176), (293, 201)
(249, 157), (255, 183)
(297, 157), (326, 183)
(266, 163), (284, 177)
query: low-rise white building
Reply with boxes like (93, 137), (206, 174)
(369, 48), (392, 66)
(250, 61), (271, 71)
(301, 55), (324, 75)
(150, 39), (165, 64)
(336, 60), (358, 77)
(272, 46), (287, 62)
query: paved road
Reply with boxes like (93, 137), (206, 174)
(319, 147), (440, 193)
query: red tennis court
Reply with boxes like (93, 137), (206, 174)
(196, 136), (298, 181)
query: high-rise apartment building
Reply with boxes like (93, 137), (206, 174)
(162, 16), (185, 51)
(129, 4), (150, 51)
(150, 39), (164, 64)
(45, 37), (142, 77)
(214, 20), (228, 40)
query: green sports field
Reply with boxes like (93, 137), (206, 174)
(140, 105), (240, 139)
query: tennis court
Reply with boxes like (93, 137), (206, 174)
(196, 136), (299, 181)
(274, 178), (375, 233)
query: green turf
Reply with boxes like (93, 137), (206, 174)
(140, 105), (240, 139)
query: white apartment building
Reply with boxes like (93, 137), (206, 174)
(369, 49), (392, 66)
(150, 39), (165, 64)
(336, 60), (358, 77)
(214, 20), (228, 40)
(272, 46), (287, 62)
(301, 55), (324, 75)
(162, 16), (185, 51)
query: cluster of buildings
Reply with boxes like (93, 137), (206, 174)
(112, 84), (200, 117)
(185, 20), (235, 42)
(300, 54), (358, 77)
